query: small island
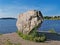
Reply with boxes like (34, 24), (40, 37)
(0, 17), (17, 20)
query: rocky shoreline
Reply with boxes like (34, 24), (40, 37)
(0, 32), (60, 45)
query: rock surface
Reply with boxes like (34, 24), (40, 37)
(16, 10), (43, 34)
(0, 33), (60, 45)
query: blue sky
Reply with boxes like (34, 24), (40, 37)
(0, 0), (60, 18)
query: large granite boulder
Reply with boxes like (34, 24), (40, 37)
(16, 10), (43, 34)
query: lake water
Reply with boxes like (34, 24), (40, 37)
(0, 19), (60, 34)
(0, 19), (17, 34)
(38, 20), (60, 33)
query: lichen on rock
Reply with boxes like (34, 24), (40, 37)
(16, 10), (43, 34)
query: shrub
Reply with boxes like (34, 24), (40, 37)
(33, 37), (41, 42)
(33, 37), (38, 42)
(48, 29), (56, 33)
(17, 31), (23, 37)
(22, 34), (30, 40)
(17, 31), (46, 42)
(33, 34), (46, 42)
(40, 34), (46, 42)
(27, 35), (33, 41)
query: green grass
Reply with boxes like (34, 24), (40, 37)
(17, 30), (46, 42)
(0, 34), (2, 37)
(48, 29), (57, 33)
(0, 33), (2, 35)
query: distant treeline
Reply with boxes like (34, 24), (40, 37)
(44, 16), (60, 20)
(0, 17), (17, 20)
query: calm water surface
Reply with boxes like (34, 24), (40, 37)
(38, 20), (60, 33)
(0, 19), (60, 34)
(0, 19), (17, 34)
